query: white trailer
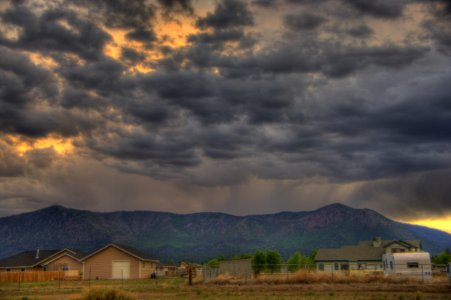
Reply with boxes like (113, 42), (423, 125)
(383, 252), (432, 280)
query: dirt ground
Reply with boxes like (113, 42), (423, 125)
(1, 278), (450, 300)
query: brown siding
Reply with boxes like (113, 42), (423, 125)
(45, 255), (82, 272)
(140, 261), (157, 279)
(385, 244), (413, 254)
(82, 246), (140, 280)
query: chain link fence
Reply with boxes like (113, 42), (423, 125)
(203, 262), (448, 283)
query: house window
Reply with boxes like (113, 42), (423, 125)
(62, 264), (70, 271)
(407, 262), (419, 268)
(390, 261), (393, 269)
(334, 263), (339, 271)
(318, 264), (324, 271)
(341, 264), (349, 271)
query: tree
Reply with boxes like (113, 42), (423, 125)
(287, 251), (302, 272)
(207, 255), (225, 268)
(252, 251), (266, 274)
(266, 250), (282, 273)
(432, 250), (451, 265)
(240, 253), (253, 259)
(232, 253), (253, 260)
(217, 255), (225, 262)
(207, 258), (220, 268)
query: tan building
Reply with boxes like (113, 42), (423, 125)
(315, 237), (422, 273)
(81, 244), (159, 280)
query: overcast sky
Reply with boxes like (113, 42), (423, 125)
(0, 0), (450, 223)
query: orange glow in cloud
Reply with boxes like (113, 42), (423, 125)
(28, 52), (58, 69)
(404, 217), (451, 234)
(103, 16), (200, 74)
(155, 17), (199, 48)
(8, 135), (74, 156)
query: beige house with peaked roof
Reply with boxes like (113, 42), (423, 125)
(81, 244), (158, 280)
(315, 237), (422, 273)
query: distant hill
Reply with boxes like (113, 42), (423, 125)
(0, 203), (450, 262)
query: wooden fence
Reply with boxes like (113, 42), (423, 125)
(0, 270), (80, 282)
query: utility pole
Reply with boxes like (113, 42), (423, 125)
(188, 264), (193, 286)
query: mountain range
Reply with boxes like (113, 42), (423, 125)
(0, 203), (450, 262)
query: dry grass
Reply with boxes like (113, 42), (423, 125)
(209, 273), (243, 285)
(1, 277), (450, 300)
(209, 270), (443, 285)
(77, 288), (135, 300)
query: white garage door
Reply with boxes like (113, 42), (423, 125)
(112, 261), (130, 279)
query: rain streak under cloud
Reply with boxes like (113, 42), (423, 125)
(0, 0), (450, 229)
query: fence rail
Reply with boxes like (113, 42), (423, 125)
(0, 271), (79, 282)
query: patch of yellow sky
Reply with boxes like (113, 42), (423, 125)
(404, 217), (451, 234)
(7, 134), (74, 156)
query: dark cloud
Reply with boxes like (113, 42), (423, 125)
(319, 45), (428, 77)
(252, 0), (279, 7)
(285, 0), (328, 4)
(86, 128), (201, 170)
(58, 58), (125, 94)
(196, 0), (253, 29)
(120, 47), (147, 64)
(349, 169), (451, 219)
(284, 12), (326, 31)
(0, 3), (111, 61)
(71, 0), (156, 45)
(75, 0), (155, 29)
(346, 24), (374, 38)
(0, 46), (59, 136)
(0, 141), (26, 177)
(125, 27), (157, 44)
(422, 20), (451, 55)
(157, 0), (194, 16)
(346, 0), (406, 18)
(257, 41), (428, 77)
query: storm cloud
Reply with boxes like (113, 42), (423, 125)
(0, 0), (450, 222)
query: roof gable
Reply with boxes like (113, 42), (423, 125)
(81, 244), (158, 262)
(41, 252), (84, 266)
(383, 240), (419, 249)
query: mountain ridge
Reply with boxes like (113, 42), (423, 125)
(0, 203), (450, 262)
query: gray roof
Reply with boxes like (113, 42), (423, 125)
(0, 249), (85, 268)
(315, 239), (421, 262)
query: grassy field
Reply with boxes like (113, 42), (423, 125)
(1, 276), (450, 300)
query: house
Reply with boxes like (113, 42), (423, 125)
(315, 237), (422, 273)
(157, 264), (178, 277)
(383, 252), (432, 279)
(81, 244), (159, 280)
(0, 248), (84, 275)
(177, 262), (203, 277)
